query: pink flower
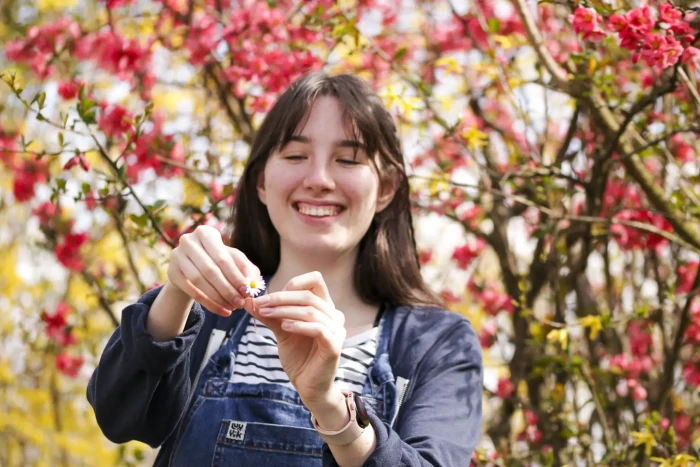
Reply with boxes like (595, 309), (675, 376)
(32, 201), (60, 228)
(496, 377), (515, 399)
(54, 232), (89, 271)
(57, 80), (81, 100)
(104, 0), (135, 8)
(479, 321), (498, 349)
(63, 153), (90, 172)
(631, 384), (648, 401)
(659, 2), (682, 24)
(570, 7), (606, 41)
(452, 239), (487, 269)
(56, 353), (84, 378)
(98, 104), (132, 139)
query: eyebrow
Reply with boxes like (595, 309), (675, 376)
(288, 135), (366, 150)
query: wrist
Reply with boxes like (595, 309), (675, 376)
(306, 390), (349, 432)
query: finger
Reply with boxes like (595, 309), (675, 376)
(198, 230), (248, 298)
(282, 271), (332, 304)
(254, 290), (333, 318)
(279, 320), (341, 348)
(179, 252), (237, 312)
(258, 305), (334, 328)
(174, 263), (231, 317)
(228, 248), (262, 295)
(244, 297), (281, 332)
(184, 238), (244, 308)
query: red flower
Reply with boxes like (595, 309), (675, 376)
(496, 377), (515, 399)
(57, 80), (81, 100)
(63, 153), (90, 172)
(98, 104), (132, 138)
(610, 209), (672, 250)
(56, 353), (84, 378)
(478, 321), (498, 349)
(452, 239), (487, 269)
(54, 232), (89, 271)
(32, 201), (60, 228)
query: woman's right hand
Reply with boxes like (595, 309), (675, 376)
(167, 225), (260, 316)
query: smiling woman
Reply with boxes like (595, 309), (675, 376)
(87, 72), (483, 467)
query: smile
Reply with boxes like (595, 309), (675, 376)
(294, 202), (344, 218)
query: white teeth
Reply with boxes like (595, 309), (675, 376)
(297, 204), (340, 217)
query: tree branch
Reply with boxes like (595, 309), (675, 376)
(510, 0), (570, 91)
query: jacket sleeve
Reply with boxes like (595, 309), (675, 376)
(323, 319), (483, 466)
(86, 286), (206, 447)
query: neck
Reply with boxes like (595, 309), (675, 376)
(268, 245), (379, 334)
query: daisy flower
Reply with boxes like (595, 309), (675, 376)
(245, 276), (266, 297)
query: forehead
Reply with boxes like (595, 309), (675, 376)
(292, 97), (363, 143)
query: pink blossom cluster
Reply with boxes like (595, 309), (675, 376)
(570, 4), (700, 70)
(4, 19), (152, 93)
(5, 17), (81, 78)
(95, 104), (185, 183)
(41, 303), (84, 378)
(468, 280), (515, 317)
(452, 238), (487, 269)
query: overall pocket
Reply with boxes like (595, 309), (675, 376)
(212, 419), (322, 467)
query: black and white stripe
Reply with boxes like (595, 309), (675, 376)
(231, 320), (378, 394)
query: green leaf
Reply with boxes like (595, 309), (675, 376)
(37, 92), (46, 109)
(152, 199), (166, 211)
(117, 164), (127, 179)
(82, 182), (91, 194)
(487, 18), (501, 33)
(394, 47), (408, 61)
(58, 132), (64, 147)
(56, 179), (67, 191)
(36, 114), (46, 122)
(129, 213), (148, 227)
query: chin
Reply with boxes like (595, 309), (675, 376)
(287, 236), (351, 257)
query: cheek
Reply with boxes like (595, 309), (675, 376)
(344, 173), (380, 212)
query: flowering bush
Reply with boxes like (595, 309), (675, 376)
(1, 0), (699, 465)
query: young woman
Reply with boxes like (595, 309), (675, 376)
(88, 72), (483, 467)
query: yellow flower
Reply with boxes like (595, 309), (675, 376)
(650, 459), (671, 467)
(546, 328), (568, 350)
(579, 315), (603, 340)
(632, 431), (656, 456)
(461, 126), (488, 151)
(379, 84), (422, 119)
(671, 454), (697, 467)
(429, 174), (450, 197)
(435, 57), (463, 74)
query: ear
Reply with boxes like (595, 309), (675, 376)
(375, 174), (398, 213)
(256, 170), (267, 205)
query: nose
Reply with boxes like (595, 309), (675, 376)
(302, 158), (335, 192)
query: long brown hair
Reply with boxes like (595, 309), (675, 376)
(227, 71), (443, 308)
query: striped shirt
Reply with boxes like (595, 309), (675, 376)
(230, 319), (379, 394)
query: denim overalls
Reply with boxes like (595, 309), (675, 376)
(169, 307), (398, 467)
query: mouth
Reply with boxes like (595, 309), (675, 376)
(294, 202), (345, 218)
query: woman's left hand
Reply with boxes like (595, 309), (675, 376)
(248, 271), (346, 411)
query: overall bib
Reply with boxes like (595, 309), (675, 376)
(169, 309), (398, 467)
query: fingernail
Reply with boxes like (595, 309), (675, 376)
(259, 308), (272, 316)
(239, 286), (249, 296)
(255, 295), (270, 306)
(234, 298), (245, 308)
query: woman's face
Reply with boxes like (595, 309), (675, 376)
(258, 96), (394, 258)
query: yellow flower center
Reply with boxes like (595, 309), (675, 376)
(250, 281), (257, 288)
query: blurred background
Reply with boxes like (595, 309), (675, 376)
(1, 0), (700, 465)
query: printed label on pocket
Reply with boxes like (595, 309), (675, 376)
(226, 421), (247, 441)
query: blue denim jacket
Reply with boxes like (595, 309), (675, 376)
(87, 286), (483, 466)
